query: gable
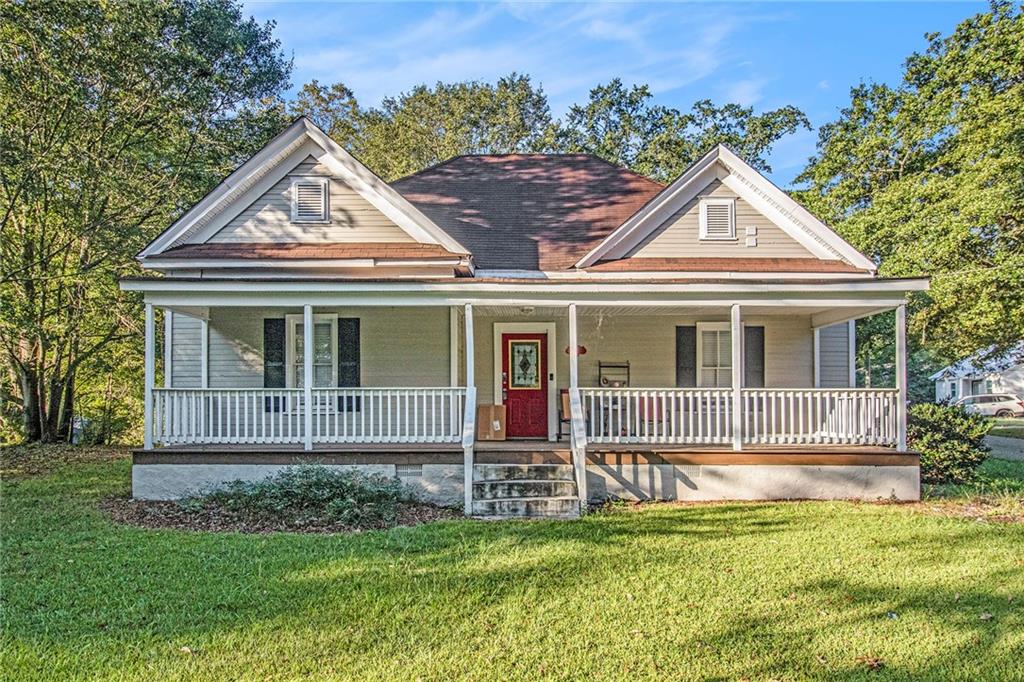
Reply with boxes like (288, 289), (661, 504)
(206, 155), (415, 244)
(575, 145), (876, 272)
(629, 178), (814, 259)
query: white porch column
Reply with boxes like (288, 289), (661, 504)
(199, 318), (209, 389)
(463, 303), (475, 515)
(143, 303), (155, 450)
(731, 304), (743, 451)
(812, 327), (821, 388)
(896, 304), (908, 452)
(303, 304), (313, 451)
(568, 304), (579, 390)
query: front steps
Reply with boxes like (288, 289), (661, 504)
(471, 463), (580, 519)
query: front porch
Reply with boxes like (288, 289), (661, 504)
(126, 279), (918, 509)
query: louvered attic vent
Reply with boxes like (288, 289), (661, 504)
(291, 178), (329, 223)
(699, 198), (735, 240)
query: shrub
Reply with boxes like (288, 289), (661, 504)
(193, 465), (409, 528)
(908, 403), (991, 484)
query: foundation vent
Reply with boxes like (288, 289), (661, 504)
(396, 464), (423, 478)
(678, 464), (702, 479)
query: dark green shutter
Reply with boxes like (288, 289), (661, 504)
(263, 318), (286, 412)
(675, 326), (697, 387)
(338, 318), (360, 410)
(744, 326), (765, 388)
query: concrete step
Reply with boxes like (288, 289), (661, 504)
(472, 496), (580, 519)
(474, 479), (577, 500)
(473, 463), (575, 482)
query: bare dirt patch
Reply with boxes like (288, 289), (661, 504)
(101, 495), (462, 534)
(1, 443), (131, 478)
(911, 497), (1024, 524)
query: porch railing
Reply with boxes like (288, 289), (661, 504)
(579, 388), (733, 444)
(740, 388), (898, 446)
(150, 387), (467, 446)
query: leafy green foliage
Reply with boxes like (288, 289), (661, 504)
(909, 403), (992, 484)
(0, 0), (291, 442)
(193, 465), (409, 528)
(797, 2), (1024, 361)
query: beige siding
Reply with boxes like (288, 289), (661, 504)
(631, 179), (814, 259)
(208, 157), (415, 244)
(818, 323), (853, 388)
(170, 313), (202, 388)
(171, 307), (451, 389)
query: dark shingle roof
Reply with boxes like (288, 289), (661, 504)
(392, 154), (664, 270)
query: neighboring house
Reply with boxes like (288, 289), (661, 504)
(930, 344), (1024, 403)
(120, 117), (927, 517)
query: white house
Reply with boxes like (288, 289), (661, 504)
(119, 117), (928, 517)
(930, 344), (1024, 403)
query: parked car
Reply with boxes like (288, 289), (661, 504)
(954, 393), (1024, 418)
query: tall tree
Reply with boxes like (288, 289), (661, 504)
(555, 79), (809, 182)
(352, 73), (553, 180)
(0, 0), (290, 442)
(797, 2), (1024, 362)
(289, 80), (363, 151)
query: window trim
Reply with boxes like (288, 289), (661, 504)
(284, 313), (338, 388)
(698, 197), (737, 241)
(696, 322), (731, 387)
(290, 176), (330, 224)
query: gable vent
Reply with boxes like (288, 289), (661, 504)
(291, 178), (329, 223)
(699, 198), (735, 240)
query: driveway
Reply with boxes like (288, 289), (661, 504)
(986, 435), (1024, 460)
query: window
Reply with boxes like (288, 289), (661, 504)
(285, 314), (337, 388)
(948, 381), (958, 400)
(697, 323), (732, 387)
(699, 197), (736, 240)
(290, 177), (329, 223)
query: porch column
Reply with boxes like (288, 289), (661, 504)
(199, 318), (209, 389)
(463, 303), (475, 516)
(731, 304), (743, 451)
(896, 304), (908, 452)
(449, 306), (459, 387)
(303, 304), (313, 451)
(143, 303), (155, 450)
(568, 304), (579, 390)
(163, 310), (173, 389)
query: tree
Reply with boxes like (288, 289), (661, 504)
(0, 0), (290, 442)
(555, 79), (809, 182)
(353, 73), (553, 180)
(797, 2), (1024, 363)
(289, 80), (363, 151)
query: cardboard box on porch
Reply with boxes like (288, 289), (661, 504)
(476, 404), (506, 441)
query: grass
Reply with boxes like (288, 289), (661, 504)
(2, 446), (1024, 681)
(989, 417), (1024, 439)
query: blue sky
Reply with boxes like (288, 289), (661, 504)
(243, 1), (984, 186)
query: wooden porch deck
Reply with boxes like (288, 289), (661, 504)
(134, 440), (916, 466)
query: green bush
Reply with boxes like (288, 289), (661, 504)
(193, 465), (409, 528)
(908, 403), (991, 484)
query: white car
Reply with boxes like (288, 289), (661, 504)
(955, 393), (1024, 418)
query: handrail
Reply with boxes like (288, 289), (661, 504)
(568, 388), (588, 510)
(461, 386), (477, 516)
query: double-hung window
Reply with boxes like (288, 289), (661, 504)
(285, 314), (338, 402)
(696, 322), (732, 387)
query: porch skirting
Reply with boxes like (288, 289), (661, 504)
(131, 448), (920, 503)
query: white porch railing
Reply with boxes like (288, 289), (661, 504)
(150, 387), (467, 446)
(741, 388), (898, 446)
(579, 388), (733, 444)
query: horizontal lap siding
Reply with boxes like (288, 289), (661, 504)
(209, 157), (415, 244)
(631, 179), (814, 259)
(204, 307), (450, 389)
(170, 313), (202, 388)
(818, 323), (852, 388)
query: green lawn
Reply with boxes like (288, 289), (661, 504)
(2, 448), (1023, 681)
(990, 417), (1024, 439)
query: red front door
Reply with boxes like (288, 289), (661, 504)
(501, 333), (548, 438)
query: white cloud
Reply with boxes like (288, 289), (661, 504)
(722, 78), (769, 106)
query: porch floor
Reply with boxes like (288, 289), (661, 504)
(134, 440), (915, 466)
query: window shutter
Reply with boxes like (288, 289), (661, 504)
(676, 326), (697, 387)
(700, 199), (735, 239)
(292, 180), (328, 222)
(263, 318), (286, 412)
(338, 318), (360, 410)
(744, 326), (765, 388)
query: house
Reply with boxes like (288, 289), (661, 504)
(119, 117), (927, 517)
(929, 344), (1024, 403)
